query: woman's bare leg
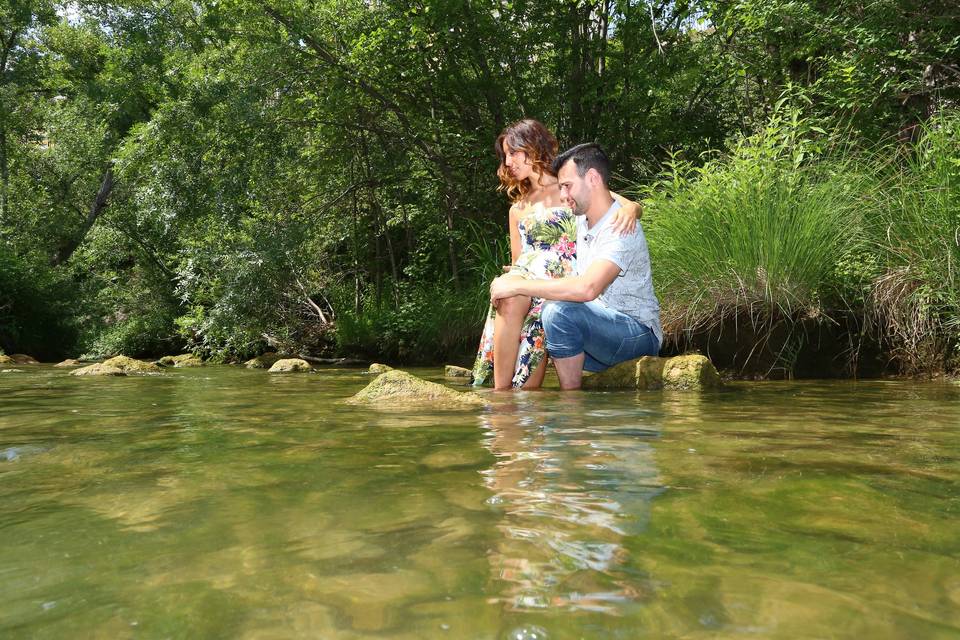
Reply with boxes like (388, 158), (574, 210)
(493, 293), (532, 390)
(521, 355), (548, 390)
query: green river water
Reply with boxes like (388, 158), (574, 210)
(0, 365), (958, 639)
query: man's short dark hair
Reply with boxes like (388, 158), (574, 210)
(552, 143), (610, 185)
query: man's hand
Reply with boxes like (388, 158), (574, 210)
(490, 275), (520, 305)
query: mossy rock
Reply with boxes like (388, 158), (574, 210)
(661, 354), (723, 390)
(244, 353), (283, 369)
(346, 370), (487, 409)
(157, 354), (204, 368)
(102, 355), (163, 374)
(54, 359), (83, 367)
(582, 354), (722, 391)
(268, 358), (312, 373)
(10, 354), (39, 364)
(369, 363), (394, 374)
(444, 365), (472, 378)
(0, 355), (13, 365)
(71, 364), (127, 377)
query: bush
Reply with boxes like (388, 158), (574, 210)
(0, 247), (79, 360)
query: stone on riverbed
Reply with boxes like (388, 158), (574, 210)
(54, 359), (83, 367)
(244, 352), (283, 369)
(346, 370), (487, 408)
(444, 365), (472, 378)
(268, 358), (311, 373)
(0, 355), (12, 364)
(582, 354), (723, 391)
(157, 354), (204, 368)
(368, 363), (393, 374)
(9, 354), (39, 364)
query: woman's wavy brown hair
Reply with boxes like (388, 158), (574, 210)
(495, 119), (559, 203)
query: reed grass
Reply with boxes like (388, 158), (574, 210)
(865, 113), (960, 371)
(644, 109), (871, 338)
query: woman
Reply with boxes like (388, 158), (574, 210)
(471, 119), (639, 390)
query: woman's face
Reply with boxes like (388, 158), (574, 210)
(503, 139), (534, 182)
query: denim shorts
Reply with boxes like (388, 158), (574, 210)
(542, 300), (660, 372)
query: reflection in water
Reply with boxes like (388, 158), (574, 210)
(481, 393), (665, 615)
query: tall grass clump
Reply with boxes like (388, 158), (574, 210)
(644, 106), (874, 366)
(866, 112), (960, 372)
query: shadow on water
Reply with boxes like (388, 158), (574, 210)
(0, 367), (958, 638)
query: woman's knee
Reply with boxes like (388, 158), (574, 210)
(497, 295), (531, 321)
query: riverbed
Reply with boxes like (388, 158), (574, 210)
(1, 366), (958, 639)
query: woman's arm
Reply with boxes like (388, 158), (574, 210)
(610, 191), (642, 236)
(508, 203), (523, 266)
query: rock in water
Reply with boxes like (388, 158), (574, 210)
(102, 355), (163, 373)
(444, 365), (472, 378)
(582, 354), (722, 391)
(54, 359), (83, 367)
(71, 364), (127, 377)
(661, 354), (723, 390)
(346, 370), (487, 408)
(268, 358), (312, 373)
(244, 353), (283, 369)
(157, 354), (204, 367)
(0, 355), (13, 365)
(10, 354), (39, 364)
(368, 363), (393, 374)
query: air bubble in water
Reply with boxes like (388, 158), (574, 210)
(504, 625), (549, 640)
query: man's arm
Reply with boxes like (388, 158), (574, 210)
(490, 259), (622, 304)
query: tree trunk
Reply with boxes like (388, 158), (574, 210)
(51, 165), (114, 266)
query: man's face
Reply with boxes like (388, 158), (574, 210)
(557, 161), (590, 216)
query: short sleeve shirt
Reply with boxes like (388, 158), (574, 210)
(575, 200), (662, 346)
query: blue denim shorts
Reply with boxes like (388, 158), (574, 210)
(542, 300), (660, 372)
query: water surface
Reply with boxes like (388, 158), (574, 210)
(1, 366), (958, 638)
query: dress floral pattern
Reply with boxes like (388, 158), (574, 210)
(472, 203), (577, 387)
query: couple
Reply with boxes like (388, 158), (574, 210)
(472, 119), (662, 391)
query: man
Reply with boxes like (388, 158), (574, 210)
(489, 143), (661, 390)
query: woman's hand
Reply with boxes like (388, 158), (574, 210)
(610, 192), (641, 236)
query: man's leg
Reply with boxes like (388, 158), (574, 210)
(551, 352), (585, 390)
(543, 300), (659, 390)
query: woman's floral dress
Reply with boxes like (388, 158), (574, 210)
(472, 203), (577, 387)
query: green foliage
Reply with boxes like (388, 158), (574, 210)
(0, 247), (78, 360)
(0, 0), (958, 374)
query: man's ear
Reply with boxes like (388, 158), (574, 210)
(586, 167), (602, 188)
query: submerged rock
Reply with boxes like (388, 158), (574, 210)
(54, 359), (83, 367)
(444, 365), (472, 378)
(268, 358), (311, 373)
(582, 354), (722, 391)
(346, 370), (487, 408)
(244, 352), (283, 369)
(157, 354), (204, 368)
(9, 354), (39, 364)
(368, 363), (393, 374)
(71, 364), (127, 377)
